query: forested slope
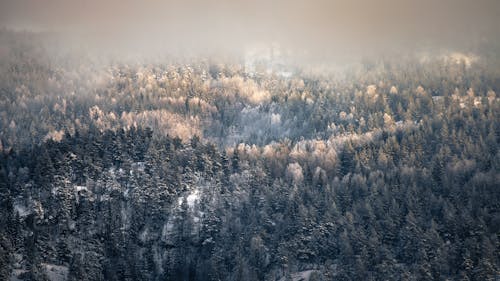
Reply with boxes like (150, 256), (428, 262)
(0, 30), (499, 280)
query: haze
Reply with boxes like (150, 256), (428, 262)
(1, 0), (499, 57)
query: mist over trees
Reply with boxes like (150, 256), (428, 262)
(0, 29), (499, 280)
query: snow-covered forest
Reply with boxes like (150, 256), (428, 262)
(0, 29), (499, 280)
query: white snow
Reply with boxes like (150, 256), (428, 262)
(152, 247), (165, 274)
(74, 185), (87, 192)
(163, 221), (174, 234)
(186, 189), (200, 209)
(68, 220), (76, 231)
(13, 202), (31, 217)
(161, 219), (176, 242)
(278, 270), (317, 281)
(42, 263), (69, 281)
(271, 113), (281, 125)
(202, 237), (214, 245)
(120, 205), (130, 230)
(139, 227), (149, 243)
(168, 179), (207, 239)
(132, 162), (146, 172)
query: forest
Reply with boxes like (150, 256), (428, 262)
(0, 29), (499, 280)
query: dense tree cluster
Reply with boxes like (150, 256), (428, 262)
(0, 30), (499, 280)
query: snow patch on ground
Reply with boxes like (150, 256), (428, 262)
(74, 185), (87, 192)
(186, 189), (200, 209)
(13, 202), (31, 217)
(278, 270), (317, 281)
(42, 263), (69, 281)
(152, 247), (165, 274)
(162, 220), (175, 240)
(120, 204), (130, 230)
(139, 227), (149, 243)
(132, 162), (146, 172)
(166, 180), (207, 239)
(176, 183), (202, 210)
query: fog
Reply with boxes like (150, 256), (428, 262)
(1, 0), (499, 59)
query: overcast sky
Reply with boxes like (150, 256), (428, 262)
(1, 0), (499, 56)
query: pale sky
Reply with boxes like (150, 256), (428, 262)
(0, 0), (499, 56)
